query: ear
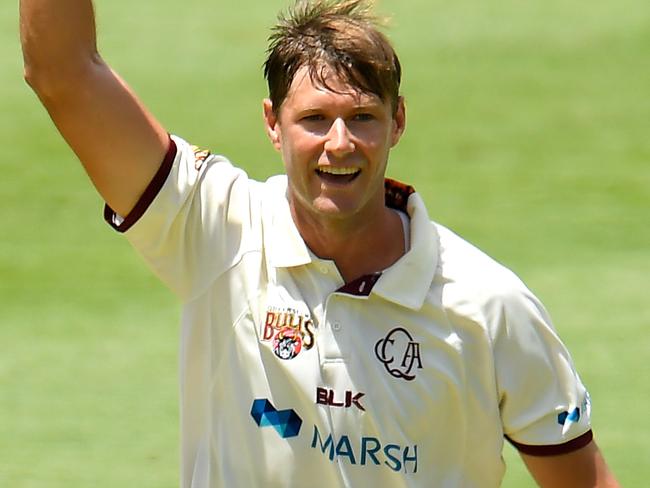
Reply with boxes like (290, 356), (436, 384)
(390, 96), (407, 147)
(263, 99), (282, 151)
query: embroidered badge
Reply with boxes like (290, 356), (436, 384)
(273, 327), (303, 360)
(262, 305), (316, 360)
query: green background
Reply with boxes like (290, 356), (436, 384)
(2, 0), (648, 486)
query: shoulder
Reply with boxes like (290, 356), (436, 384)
(431, 222), (546, 337)
(434, 222), (528, 299)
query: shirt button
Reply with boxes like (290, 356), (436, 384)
(332, 322), (341, 331)
(319, 265), (328, 274)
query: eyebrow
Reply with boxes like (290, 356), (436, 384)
(298, 100), (382, 112)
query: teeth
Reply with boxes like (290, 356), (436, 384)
(317, 167), (360, 175)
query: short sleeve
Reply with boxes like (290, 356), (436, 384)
(104, 135), (256, 301)
(491, 285), (593, 455)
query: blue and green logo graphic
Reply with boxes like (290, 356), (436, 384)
(558, 407), (581, 425)
(250, 399), (303, 438)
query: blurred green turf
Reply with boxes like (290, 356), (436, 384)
(1, 0), (648, 486)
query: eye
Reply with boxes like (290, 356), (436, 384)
(301, 114), (326, 122)
(352, 113), (375, 122)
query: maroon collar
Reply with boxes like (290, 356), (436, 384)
(385, 178), (415, 213)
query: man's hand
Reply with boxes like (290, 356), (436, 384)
(20, 0), (169, 217)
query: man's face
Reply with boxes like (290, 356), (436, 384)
(264, 66), (406, 223)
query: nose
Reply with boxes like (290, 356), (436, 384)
(324, 118), (355, 156)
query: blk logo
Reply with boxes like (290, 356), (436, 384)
(375, 327), (423, 381)
(316, 387), (366, 411)
(250, 399), (303, 438)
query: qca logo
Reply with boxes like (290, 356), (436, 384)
(375, 327), (423, 381)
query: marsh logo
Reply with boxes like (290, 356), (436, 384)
(250, 399), (302, 439)
(375, 327), (423, 381)
(311, 425), (418, 474)
(558, 393), (591, 432)
(558, 408), (580, 425)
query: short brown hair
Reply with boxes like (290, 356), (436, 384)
(264, 0), (402, 114)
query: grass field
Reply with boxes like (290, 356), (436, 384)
(1, 0), (648, 486)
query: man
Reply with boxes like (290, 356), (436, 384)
(20, 0), (620, 486)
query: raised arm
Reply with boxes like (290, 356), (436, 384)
(20, 0), (170, 217)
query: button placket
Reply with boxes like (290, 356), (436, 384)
(319, 295), (345, 361)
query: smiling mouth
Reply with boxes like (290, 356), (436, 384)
(316, 166), (361, 184)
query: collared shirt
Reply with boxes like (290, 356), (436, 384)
(106, 135), (593, 488)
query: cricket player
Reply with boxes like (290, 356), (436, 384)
(20, 0), (621, 486)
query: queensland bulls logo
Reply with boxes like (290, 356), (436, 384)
(375, 327), (423, 381)
(273, 327), (303, 360)
(190, 145), (211, 171)
(262, 306), (315, 360)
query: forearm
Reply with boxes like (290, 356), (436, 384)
(20, 0), (99, 89)
(522, 440), (620, 488)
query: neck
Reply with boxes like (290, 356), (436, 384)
(290, 198), (405, 283)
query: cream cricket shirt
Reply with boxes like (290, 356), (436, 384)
(106, 136), (593, 488)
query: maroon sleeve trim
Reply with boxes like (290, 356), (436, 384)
(104, 137), (177, 234)
(506, 430), (593, 456)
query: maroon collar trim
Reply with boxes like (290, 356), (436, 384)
(385, 178), (415, 213)
(336, 273), (382, 297)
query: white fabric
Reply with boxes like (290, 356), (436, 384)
(117, 135), (591, 488)
(397, 209), (410, 252)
